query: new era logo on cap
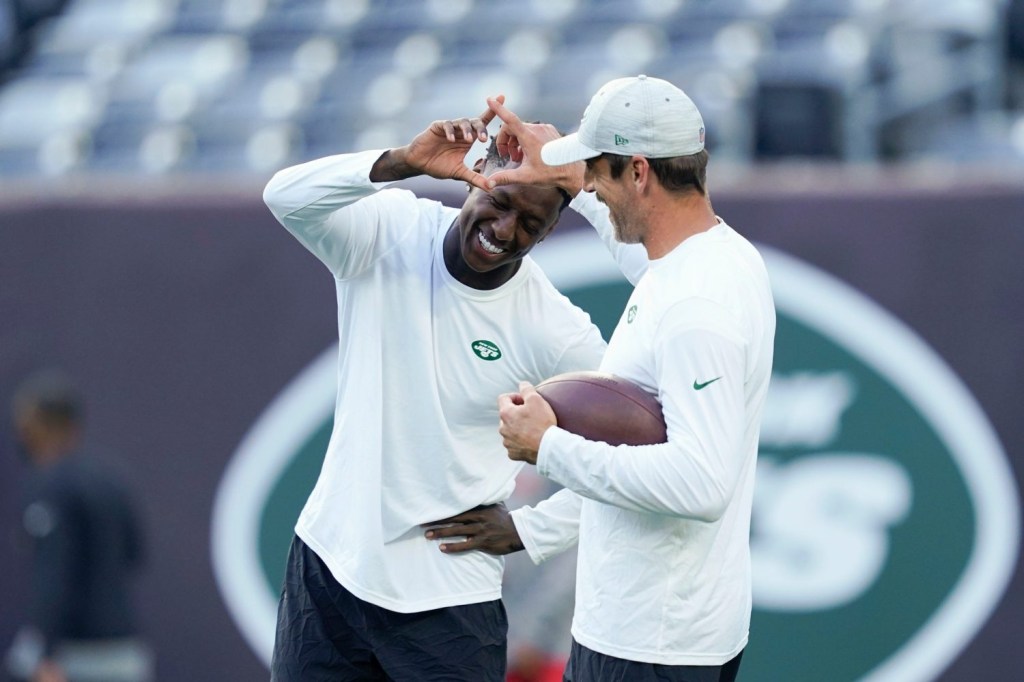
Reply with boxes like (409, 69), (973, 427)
(542, 75), (706, 166)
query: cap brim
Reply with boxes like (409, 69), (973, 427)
(541, 133), (601, 166)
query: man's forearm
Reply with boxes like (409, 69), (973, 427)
(369, 147), (421, 182)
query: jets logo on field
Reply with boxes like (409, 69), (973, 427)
(213, 233), (1018, 680)
(471, 340), (502, 361)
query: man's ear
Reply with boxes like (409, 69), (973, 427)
(632, 156), (650, 191)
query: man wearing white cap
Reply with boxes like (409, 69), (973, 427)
(434, 76), (776, 680)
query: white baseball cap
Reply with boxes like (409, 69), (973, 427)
(541, 75), (706, 166)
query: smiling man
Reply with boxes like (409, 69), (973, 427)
(429, 76), (776, 682)
(261, 103), (605, 681)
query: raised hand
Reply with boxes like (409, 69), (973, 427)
(485, 97), (585, 196)
(370, 96), (505, 190)
(422, 503), (525, 555)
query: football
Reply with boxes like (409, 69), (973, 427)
(535, 371), (667, 446)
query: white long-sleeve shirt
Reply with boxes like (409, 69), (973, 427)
(263, 151), (606, 612)
(513, 192), (775, 665)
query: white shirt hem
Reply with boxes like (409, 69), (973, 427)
(572, 628), (748, 666)
(296, 526), (502, 614)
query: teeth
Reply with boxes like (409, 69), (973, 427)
(478, 230), (505, 254)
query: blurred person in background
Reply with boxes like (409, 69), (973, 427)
(261, 99), (605, 681)
(4, 369), (152, 682)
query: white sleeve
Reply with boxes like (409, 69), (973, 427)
(262, 150), (417, 279)
(552, 320), (607, 376)
(570, 191), (649, 286)
(510, 488), (583, 564)
(536, 298), (748, 522)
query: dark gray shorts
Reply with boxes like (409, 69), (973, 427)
(563, 639), (744, 682)
(270, 535), (507, 682)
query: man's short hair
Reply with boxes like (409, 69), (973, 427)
(602, 150), (709, 197)
(12, 368), (84, 428)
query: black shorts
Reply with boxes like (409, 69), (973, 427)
(563, 639), (744, 682)
(270, 535), (508, 682)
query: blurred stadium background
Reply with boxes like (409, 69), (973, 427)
(2, 0), (1024, 173)
(1, 0), (1023, 681)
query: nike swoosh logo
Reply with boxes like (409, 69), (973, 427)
(693, 377), (722, 390)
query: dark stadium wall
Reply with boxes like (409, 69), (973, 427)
(0, 178), (1021, 682)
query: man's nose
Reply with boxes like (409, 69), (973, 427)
(582, 168), (596, 193)
(493, 213), (517, 241)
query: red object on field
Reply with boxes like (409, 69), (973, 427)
(535, 371), (667, 446)
(506, 657), (566, 682)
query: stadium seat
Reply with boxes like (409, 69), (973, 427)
(0, 76), (104, 149)
(0, 0), (1020, 176)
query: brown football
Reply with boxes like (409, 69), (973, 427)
(535, 371), (667, 446)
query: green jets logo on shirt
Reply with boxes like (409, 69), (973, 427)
(470, 340), (502, 361)
(627, 305), (637, 323)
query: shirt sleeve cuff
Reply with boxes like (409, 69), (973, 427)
(509, 508), (547, 565)
(568, 189), (593, 212)
(359, 149), (400, 191)
(536, 426), (579, 481)
(535, 426), (558, 479)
